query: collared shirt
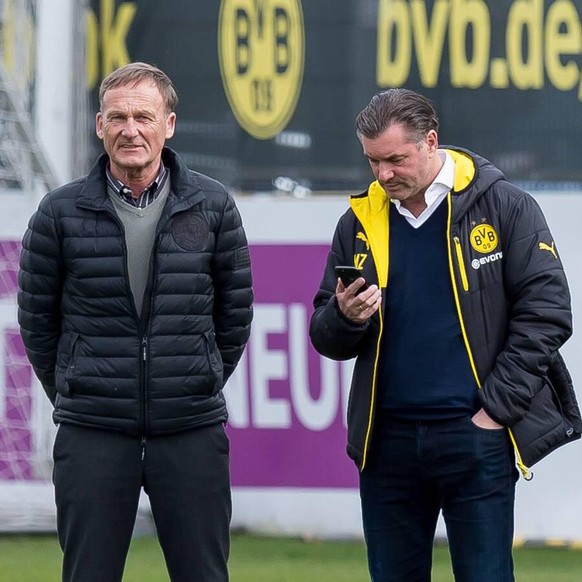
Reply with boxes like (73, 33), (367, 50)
(391, 150), (454, 229)
(106, 164), (168, 209)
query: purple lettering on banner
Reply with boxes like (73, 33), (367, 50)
(0, 240), (19, 299)
(0, 240), (35, 481)
(0, 329), (33, 480)
(226, 245), (359, 489)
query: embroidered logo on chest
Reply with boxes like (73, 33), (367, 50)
(470, 223), (498, 253)
(172, 214), (209, 251)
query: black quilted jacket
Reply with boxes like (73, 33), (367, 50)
(310, 146), (580, 477)
(18, 148), (253, 436)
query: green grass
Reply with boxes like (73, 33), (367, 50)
(0, 533), (581, 581)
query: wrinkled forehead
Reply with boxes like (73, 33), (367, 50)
(101, 80), (164, 109)
(102, 79), (162, 101)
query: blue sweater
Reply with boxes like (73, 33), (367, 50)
(378, 201), (479, 419)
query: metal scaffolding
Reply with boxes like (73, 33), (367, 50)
(0, 0), (58, 192)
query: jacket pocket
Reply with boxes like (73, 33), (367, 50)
(453, 236), (470, 291)
(54, 333), (80, 396)
(203, 331), (224, 394)
(510, 355), (581, 468)
(548, 351), (582, 435)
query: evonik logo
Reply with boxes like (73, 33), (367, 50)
(471, 251), (503, 270)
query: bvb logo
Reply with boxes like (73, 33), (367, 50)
(218, 0), (305, 139)
(470, 224), (499, 253)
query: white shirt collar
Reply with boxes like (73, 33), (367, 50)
(392, 150), (455, 228)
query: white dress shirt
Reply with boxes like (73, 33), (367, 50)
(391, 150), (454, 229)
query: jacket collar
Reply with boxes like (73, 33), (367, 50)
(76, 147), (204, 211)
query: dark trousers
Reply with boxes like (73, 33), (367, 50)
(360, 415), (518, 582)
(53, 423), (231, 582)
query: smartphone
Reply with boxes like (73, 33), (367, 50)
(334, 265), (368, 293)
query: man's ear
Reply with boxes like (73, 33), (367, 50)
(165, 112), (176, 139)
(426, 129), (439, 154)
(96, 112), (104, 139)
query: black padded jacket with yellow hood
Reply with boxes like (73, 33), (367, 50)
(310, 146), (580, 478)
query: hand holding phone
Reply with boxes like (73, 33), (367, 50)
(334, 265), (368, 293)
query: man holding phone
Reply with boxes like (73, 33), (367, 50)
(309, 89), (580, 581)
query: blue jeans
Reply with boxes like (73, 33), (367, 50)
(360, 414), (519, 582)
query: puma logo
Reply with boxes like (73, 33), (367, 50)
(356, 232), (370, 250)
(539, 241), (558, 259)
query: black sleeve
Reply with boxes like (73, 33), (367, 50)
(211, 193), (253, 383)
(17, 195), (64, 403)
(309, 212), (370, 361)
(479, 188), (573, 425)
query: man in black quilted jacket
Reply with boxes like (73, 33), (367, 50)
(310, 88), (579, 582)
(18, 62), (253, 582)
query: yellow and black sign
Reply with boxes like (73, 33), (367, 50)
(86, 1), (582, 192)
(377, 0), (582, 99)
(86, 0), (136, 90)
(218, 0), (305, 139)
(470, 224), (499, 254)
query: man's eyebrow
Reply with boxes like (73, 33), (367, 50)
(105, 106), (156, 118)
(104, 108), (125, 117)
(365, 152), (406, 161)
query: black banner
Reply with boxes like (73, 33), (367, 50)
(87, 0), (582, 192)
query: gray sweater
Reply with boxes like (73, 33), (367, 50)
(108, 175), (171, 315)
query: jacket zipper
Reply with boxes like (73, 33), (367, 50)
(358, 211), (388, 472)
(137, 210), (167, 442)
(360, 308), (384, 471)
(453, 236), (469, 291)
(508, 430), (533, 480)
(140, 335), (148, 440)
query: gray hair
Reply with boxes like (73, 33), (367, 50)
(99, 62), (178, 114)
